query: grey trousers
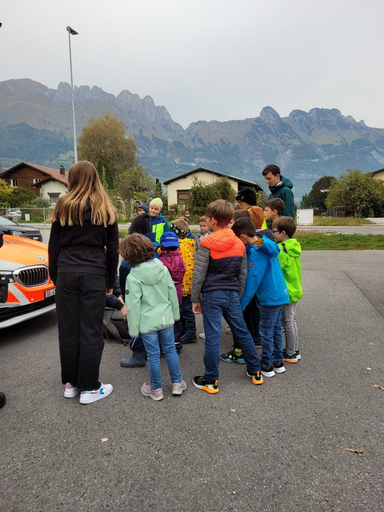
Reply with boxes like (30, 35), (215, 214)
(282, 302), (299, 355)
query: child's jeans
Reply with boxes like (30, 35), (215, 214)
(202, 290), (261, 381)
(259, 304), (284, 367)
(181, 294), (196, 334)
(283, 302), (298, 355)
(141, 325), (182, 389)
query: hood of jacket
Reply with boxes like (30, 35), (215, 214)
(280, 238), (301, 257)
(269, 176), (293, 194)
(201, 227), (242, 256)
(130, 258), (166, 286)
(159, 249), (186, 281)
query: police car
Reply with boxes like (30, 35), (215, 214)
(0, 234), (56, 329)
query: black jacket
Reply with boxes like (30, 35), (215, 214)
(48, 207), (119, 288)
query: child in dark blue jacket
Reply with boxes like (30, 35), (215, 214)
(231, 218), (289, 377)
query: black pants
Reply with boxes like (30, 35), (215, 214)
(56, 273), (106, 390)
(233, 294), (260, 349)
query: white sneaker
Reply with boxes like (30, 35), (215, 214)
(64, 383), (79, 399)
(199, 332), (206, 339)
(79, 383), (113, 404)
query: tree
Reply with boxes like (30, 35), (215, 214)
(77, 114), (137, 188)
(326, 169), (380, 217)
(186, 177), (236, 216)
(0, 179), (12, 205)
(115, 166), (156, 205)
(305, 176), (336, 210)
(8, 187), (35, 207)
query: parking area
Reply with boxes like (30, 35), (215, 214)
(0, 251), (383, 511)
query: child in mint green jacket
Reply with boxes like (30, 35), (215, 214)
(120, 233), (186, 401)
(273, 217), (303, 364)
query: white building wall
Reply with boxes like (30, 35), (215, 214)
(40, 181), (68, 200)
(167, 171), (239, 206)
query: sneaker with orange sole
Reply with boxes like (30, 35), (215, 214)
(192, 376), (219, 394)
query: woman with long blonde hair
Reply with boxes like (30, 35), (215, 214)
(48, 161), (119, 405)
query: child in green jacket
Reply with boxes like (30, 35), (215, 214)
(273, 217), (303, 363)
(120, 233), (186, 401)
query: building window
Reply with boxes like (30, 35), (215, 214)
(48, 193), (60, 204)
(11, 179), (18, 187)
(177, 190), (190, 203)
(33, 178), (41, 184)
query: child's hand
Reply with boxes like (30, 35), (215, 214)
(192, 302), (202, 314)
(253, 238), (263, 247)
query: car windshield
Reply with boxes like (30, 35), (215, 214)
(0, 216), (17, 226)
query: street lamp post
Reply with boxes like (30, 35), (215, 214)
(66, 26), (78, 163)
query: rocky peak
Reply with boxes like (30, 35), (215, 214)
(259, 106), (281, 123)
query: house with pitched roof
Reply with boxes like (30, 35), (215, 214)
(0, 162), (68, 204)
(163, 167), (262, 206)
(372, 168), (384, 181)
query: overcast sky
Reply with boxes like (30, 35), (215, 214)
(1, 0), (384, 129)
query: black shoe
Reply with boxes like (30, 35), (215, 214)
(181, 332), (197, 344)
(0, 392), (6, 409)
(273, 361), (286, 374)
(260, 362), (275, 378)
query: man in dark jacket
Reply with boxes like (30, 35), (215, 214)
(262, 164), (295, 218)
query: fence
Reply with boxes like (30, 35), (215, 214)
(0, 207), (131, 224)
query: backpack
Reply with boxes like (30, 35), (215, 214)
(102, 308), (130, 344)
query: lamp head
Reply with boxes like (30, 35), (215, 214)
(66, 26), (78, 35)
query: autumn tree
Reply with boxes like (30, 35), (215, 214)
(0, 179), (12, 206)
(77, 114), (137, 188)
(115, 166), (156, 205)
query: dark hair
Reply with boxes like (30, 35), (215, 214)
(265, 198), (285, 215)
(160, 245), (179, 252)
(233, 209), (250, 221)
(198, 216), (207, 223)
(232, 217), (256, 238)
(119, 233), (155, 266)
(273, 217), (297, 238)
(206, 199), (234, 226)
(262, 164), (281, 177)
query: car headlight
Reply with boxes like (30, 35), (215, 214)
(11, 231), (22, 237)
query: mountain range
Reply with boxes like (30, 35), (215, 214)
(1, 78), (384, 199)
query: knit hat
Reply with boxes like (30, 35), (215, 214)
(136, 204), (149, 214)
(150, 198), (163, 211)
(248, 206), (264, 229)
(160, 231), (180, 248)
(236, 187), (257, 206)
(172, 217), (189, 233)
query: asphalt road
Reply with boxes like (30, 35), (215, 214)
(1, 251), (383, 512)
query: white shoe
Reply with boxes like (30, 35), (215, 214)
(80, 383), (113, 404)
(199, 332), (206, 339)
(64, 383), (79, 399)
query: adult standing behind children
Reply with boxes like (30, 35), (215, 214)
(129, 198), (169, 244)
(262, 164), (295, 218)
(48, 161), (119, 405)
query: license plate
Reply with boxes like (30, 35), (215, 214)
(45, 288), (56, 298)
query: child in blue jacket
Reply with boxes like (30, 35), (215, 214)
(232, 218), (289, 378)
